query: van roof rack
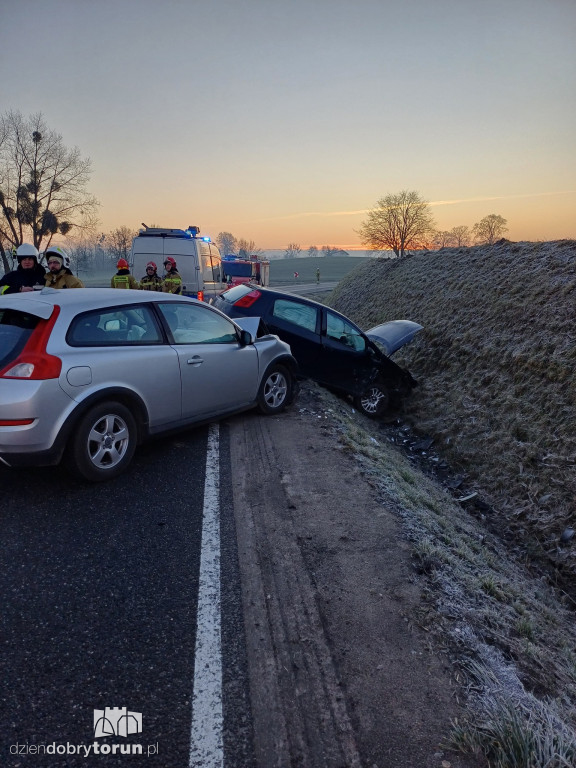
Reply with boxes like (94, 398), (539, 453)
(137, 227), (192, 238)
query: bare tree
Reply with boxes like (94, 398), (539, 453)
(284, 242), (301, 259)
(0, 111), (99, 253)
(216, 231), (237, 256)
(237, 238), (264, 258)
(450, 225), (471, 247)
(109, 225), (137, 262)
(357, 190), (436, 258)
(433, 230), (454, 249)
(473, 214), (508, 245)
(320, 245), (338, 257)
(307, 245), (318, 257)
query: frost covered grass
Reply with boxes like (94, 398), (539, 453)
(303, 379), (576, 768)
(328, 240), (576, 586)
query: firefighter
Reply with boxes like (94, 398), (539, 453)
(111, 258), (139, 289)
(139, 261), (163, 291)
(162, 256), (182, 294)
(44, 246), (84, 289)
(0, 243), (46, 294)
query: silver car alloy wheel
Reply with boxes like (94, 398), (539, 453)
(263, 370), (288, 409)
(359, 386), (387, 415)
(86, 412), (131, 469)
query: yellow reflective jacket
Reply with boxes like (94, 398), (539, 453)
(139, 275), (163, 291)
(45, 270), (84, 289)
(111, 272), (139, 289)
(162, 271), (182, 294)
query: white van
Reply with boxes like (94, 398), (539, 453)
(130, 226), (224, 298)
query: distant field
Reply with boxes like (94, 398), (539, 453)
(267, 256), (372, 286)
(77, 256), (374, 288)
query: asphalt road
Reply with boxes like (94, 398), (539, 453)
(0, 424), (254, 768)
(274, 281), (337, 295)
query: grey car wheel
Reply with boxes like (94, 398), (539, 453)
(257, 364), (292, 414)
(354, 384), (389, 418)
(66, 401), (138, 482)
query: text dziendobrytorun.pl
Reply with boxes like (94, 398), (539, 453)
(10, 742), (159, 756)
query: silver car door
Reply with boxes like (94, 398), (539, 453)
(63, 305), (183, 429)
(159, 302), (259, 417)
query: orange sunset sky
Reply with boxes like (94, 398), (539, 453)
(1, 0), (574, 249)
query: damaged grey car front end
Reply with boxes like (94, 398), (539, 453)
(355, 320), (423, 417)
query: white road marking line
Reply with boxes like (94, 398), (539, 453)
(189, 423), (223, 768)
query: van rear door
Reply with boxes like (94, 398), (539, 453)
(163, 238), (200, 295)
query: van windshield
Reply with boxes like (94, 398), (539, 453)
(0, 309), (40, 369)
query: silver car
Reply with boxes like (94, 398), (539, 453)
(0, 288), (298, 481)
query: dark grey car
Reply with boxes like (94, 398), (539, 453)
(212, 284), (422, 417)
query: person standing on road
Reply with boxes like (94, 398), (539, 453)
(44, 246), (84, 289)
(162, 256), (182, 294)
(111, 258), (139, 289)
(316, 268), (320, 284)
(139, 261), (163, 291)
(0, 243), (46, 294)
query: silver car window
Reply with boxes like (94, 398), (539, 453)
(68, 306), (163, 345)
(159, 303), (238, 344)
(0, 309), (40, 367)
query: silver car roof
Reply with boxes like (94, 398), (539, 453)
(0, 287), (202, 319)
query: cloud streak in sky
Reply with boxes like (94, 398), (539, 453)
(257, 191), (574, 223)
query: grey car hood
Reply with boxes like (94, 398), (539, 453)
(365, 320), (423, 356)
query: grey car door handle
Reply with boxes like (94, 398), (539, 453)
(187, 356), (204, 365)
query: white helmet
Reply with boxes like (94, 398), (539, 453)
(45, 245), (70, 269)
(16, 243), (39, 260)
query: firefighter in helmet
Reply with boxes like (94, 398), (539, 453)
(0, 243), (46, 294)
(111, 258), (139, 289)
(162, 256), (182, 294)
(139, 261), (163, 291)
(44, 246), (84, 289)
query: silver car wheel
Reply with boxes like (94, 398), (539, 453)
(257, 364), (292, 414)
(355, 385), (389, 418)
(87, 413), (131, 469)
(66, 401), (138, 482)
(263, 370), (288, 408)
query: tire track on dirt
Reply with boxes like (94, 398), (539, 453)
(231, 412), (362, 768)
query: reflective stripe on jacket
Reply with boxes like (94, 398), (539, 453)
(111, 273), (138, 289)
(139, 275), (163, 291)
(162, 272), (183, 294)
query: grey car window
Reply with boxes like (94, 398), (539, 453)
(326, 312), (366, 351)
(68, 306), (163, 345)
(272, 299), (318, 332)
(160, 303), (238, 344)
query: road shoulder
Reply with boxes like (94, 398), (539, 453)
(229, 384), (485, 768)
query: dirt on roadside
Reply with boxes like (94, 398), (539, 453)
(229, 383), (487, 768)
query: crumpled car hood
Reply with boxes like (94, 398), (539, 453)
(365, 320), (423, 356)
(234, 316), (261, 341)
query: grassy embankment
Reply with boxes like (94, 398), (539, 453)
(329, 241), (576, 583)
(293, 241), (576, 765)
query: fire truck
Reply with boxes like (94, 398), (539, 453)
(221, 254), (270, 287)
